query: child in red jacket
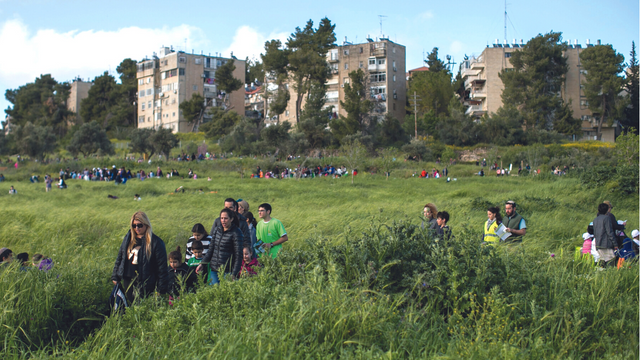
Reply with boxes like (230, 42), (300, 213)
(241, 246), (260, 277)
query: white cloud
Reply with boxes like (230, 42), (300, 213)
(220, 25), (288, 61)
(0, 18), (209, 87)
(449, 40), (464, 54)
(419, 11), (434, 20)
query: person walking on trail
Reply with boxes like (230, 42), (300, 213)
(593, 203), (617, 267)
(197, 208), (243, 284)
(210, 198), (251, 249)
(111, 211), (168, 303)
(503, 201), (526, 242)
(421, 203), (438, 230)
(483, 207), (503, 245)
(256, 203), (288, 259)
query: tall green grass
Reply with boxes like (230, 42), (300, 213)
(0, 164), (637, 358)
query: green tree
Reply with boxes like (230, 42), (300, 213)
(80, 72), (119, 128)
(66, 121), (115, 157)
(401, 139), (429, 161)
(245, 57), (265, 84)
(261, 122), (291, 151)
(179, 93), (205, 131)
(408, 70), (454, 118)
(377, 147), (401, 180)
(216, 59), (243, 110)
(614, 128), (639, 166)
(438, 100), (482, 146)
(298, 81), (332, 148)
(150, 128), (178, 158)
(340, 139), (367, 184)
(426, 47), (447, 73)
(129, 128), (154, 157)
(286, 18), (336, 124)
(262, 40), (291, 119)
(330, 69), (373, 141)
(199, 107), (242, 140)
(482, 106), (525, 145)
(12, 122), (57, 160)
(378, 113), (408, 148)
(580, 44), (626, 140)
(622, 42), (639, 134)
(499, 32), (569, 130)
(4, 74), (72, 136)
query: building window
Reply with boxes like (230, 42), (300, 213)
(369, 58), (376, 65)
(343, 77), (350, 84)
(580, 99), (589, 106)
(505, 53), (511, 58)
(359, 61), (363, 68)
(146, 89), (152, 96)
(360, 47), (363, 54)
(343, 49), (349, 56)
(344, 63), (349, 70)
(193, 85), (198, 91)
(138, 116), (145, 123)
(147, 78), (151, 83)
(393, 75), (396, 82)
(377, 59), (385, 65)
(392, 47), (396, 53)
(179, 68), (185, 76)
(148, 101), (151, 108)
(173, 112), (176, 117)
(393, 61), (396, 67)
(370, 72), (386, 83)
(141, 103), (145, 110)
(195, 58), (202, 64)
(393, 103), (396, 110)
(179, 57), (186, 63)
(138, 79), (144, 85)
(285, 110), (289, 116)
(139, 90), (145, 98)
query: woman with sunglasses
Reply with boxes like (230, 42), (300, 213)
(112, 211), (168, 303)
(196, 208), (243, 284)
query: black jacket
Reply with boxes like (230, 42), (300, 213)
(168, 263), (195, 294)
(211, 213), (251, 248)
(111, 230), (169, 295)
(201, 225), (243, 277)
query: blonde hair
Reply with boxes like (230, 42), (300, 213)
(238, 200), (249, 214)
(424, 203), (438, 219)
(129, 211), (153, 257)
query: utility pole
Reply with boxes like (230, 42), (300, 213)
(409, 91), (420, 139)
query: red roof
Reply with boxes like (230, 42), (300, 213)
(245, 86), (262, 96)
(409, 66), (429, 73)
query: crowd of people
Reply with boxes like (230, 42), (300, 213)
(110, 198), (288, 304)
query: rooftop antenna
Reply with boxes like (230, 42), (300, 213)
(378, 15), (387, 37)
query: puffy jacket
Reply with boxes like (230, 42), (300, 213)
(111, 230), (169, 295)
(211, 213), (251, 248)
(201, 225), (243, 277)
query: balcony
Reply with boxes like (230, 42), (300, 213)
(371, 48), (386, 57)
(465, 104), (486, 116)
(469, 90), (486, 99)
(470, 60), (484, 70)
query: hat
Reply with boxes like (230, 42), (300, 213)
(112, 165), (116, 168)
(632, 229), (639, 239)
(582, 232), (593, 240)
(506, 200), (516, 206)
(603, 200), (613, 209)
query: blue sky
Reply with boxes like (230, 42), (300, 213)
(1, 0), (638, 117)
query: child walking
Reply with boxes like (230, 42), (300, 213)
(167, 246), (192, 294)
(186, 240), (208, 284)
(241, 246), (260, 277)
(186, 224), (212, 260)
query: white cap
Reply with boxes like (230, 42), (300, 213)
(632, 229), (639, 239)
(582, 232), (593, 240)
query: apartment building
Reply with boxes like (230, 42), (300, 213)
(271, 37), (407, 126)
(460, 39), (619, 142)
(66, 78), (93, 124)
(136, 47), (245, 133)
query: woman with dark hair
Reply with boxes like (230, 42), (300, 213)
(483, 206), (503, 245)
(196, 208), (243, 284)
(245, 211), (258, 253)
(112, 211), (168, 303)
(422, 203), (438, 230)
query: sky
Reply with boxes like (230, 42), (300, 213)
(1, 0), (638, 118)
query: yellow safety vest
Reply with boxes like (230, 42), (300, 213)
(484, 220), (500, 244)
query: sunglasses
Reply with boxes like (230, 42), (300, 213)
(132, 223), (145, 229)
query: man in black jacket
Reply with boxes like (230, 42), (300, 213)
(211, 198), (251, 248)
(593, 203), (616, 266)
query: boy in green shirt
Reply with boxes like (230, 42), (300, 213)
(256, 203), (288, 258)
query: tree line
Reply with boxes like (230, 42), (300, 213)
(1, 21), (638, 160)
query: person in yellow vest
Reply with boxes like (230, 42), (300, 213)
(483, 206), (503, 245)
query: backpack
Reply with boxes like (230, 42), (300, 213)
(615, 238), (637, 260)
(109, 283), (128, 313)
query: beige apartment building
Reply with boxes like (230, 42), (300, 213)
(136, 47), (245, 133)
(270, 37), (407, 126)
(66, 78), (93, 124)
(460, 40), (619, 142)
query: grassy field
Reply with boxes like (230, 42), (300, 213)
(0, 160), (638, 359)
